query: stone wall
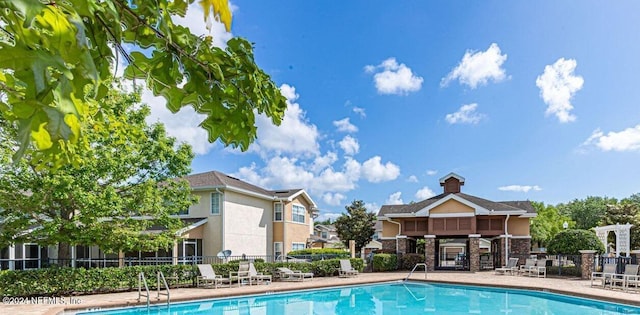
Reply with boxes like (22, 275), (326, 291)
(510, 238), (531, 264)
(381, 239), (396, 253)
(397, 237), (407, 254)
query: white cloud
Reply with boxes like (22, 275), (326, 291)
(310, 152), (338, 173)
(426, 170), (438, 176)
(365, 202), (381, 214)
(172, 2), (234, 49)
(407, 175), (418, 183)
(339, 135), (360, 156)
(361, 156), (401, 183)
(536, 58), (584, 123)
(143, 90), (216, 155)
(445, 103), (485, 125)
(583, 125), (640, 152)
(498, 185), (542, 193)
(385, 192), (404, 205)
(441, 43), (508, 89)
(333, 118), (358, 133)
(322, 193), (346, 206)
(365, 58), (423, 95)
(353, 107), (366, 118)
(253, 84), (320, 156)
(415, 187), (436, 200)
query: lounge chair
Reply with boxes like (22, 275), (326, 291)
(339, 259), (358, 278)
(249, 262), (272, 285)
(626, 266), (640, 292)
(276, 267), (313, 281)
(495, 258), (519, 275)
(517, 258), (536, 276)
(480, 255), (493, 270)
(528, 259), (547, 278)
(197, 264), (231, 288)
(230, 261), (251, 287)
(609, 264), (639, 291)
(591, 263), (617, 288)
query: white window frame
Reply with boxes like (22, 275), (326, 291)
(292, 204), (305, 223)
(274, 242), (283, 260)
(291, 242), (306, 251)
(211, 192), (222, 215)
(274, 203), (283, 221)
(177, 206), (189, 216)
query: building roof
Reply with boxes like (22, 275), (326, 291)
(378, 192), (534, 216)
(184, 171), (316, 208)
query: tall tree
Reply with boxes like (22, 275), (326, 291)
(334, 200), (376, 253)
(0, 83), (195, 261)
(557, 196), (617, 230)
(0, 1), (286, 167)
(530, 201), (573, 249)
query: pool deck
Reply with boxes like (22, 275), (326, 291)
(2, 271), (639, 315)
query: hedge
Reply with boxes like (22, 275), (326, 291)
(399, 253), (425, 270)
(0, 258), (364, 297)
(287, 248), (348, 255)
(373, 254), (397, 271)
(547, 229), (605, 255)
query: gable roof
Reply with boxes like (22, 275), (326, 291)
(185, 171), (317, 209)
(378, 192), (534, 217)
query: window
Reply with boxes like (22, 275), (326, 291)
(292, 204), (305, 223)
(274, 203), (283, 221)
(211, 192), (222, 215)
(321, 231), (328, 239)
(177, 207), (189, 215)
(292, 243), (305, 251)
(274, 242), (283, 259)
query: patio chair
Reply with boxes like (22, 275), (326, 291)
(480, 255), (494, 270)
(249, 262), (272, 285)
(230, 261), (251, 287)
(626, 266), (640, 292)
(339, 259), (359, 278)
(197, 264), (231, 289)
(590, 263), (617, 288)
(495, 258), (519, 275)
(528, 259), (547, 278)
(517, 258), (536, 276)
(276, 267), (314, 282)
(609, 264), (639, 291)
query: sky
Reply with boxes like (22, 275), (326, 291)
(140, 1), (640, 222)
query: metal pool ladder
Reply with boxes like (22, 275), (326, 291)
(138, 271), (171, 308)
(404, 263), (427, 281)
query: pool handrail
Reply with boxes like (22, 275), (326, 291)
(137, 272), (150, 308)
(404, 263), (427, 281)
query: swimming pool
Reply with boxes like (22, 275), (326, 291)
(78, 281), (640, 315)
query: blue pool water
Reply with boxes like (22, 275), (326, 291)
(79, 282), (640, 315)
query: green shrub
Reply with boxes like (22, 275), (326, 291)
(547, 229), (605, 255)
(373, 254), (397, 271)
(0, 258), (364, 297)
(400, 253), (425, 270)
(545, 266), (581, 277)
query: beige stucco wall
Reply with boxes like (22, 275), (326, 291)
(508, 217), (530, 236)
(429, 199), (474, 214)
(187, 191), (211, 218)
(283, 195), (314, 254)
(181, 225), (204, 239)
(381, 220), (400, 238)
(222, 190), (272, 256)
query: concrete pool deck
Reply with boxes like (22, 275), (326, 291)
(1, 271), (639, 315)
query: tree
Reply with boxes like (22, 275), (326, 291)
(333, 200), (376, 253)
(0, 83), (195, 261)
(0, 1), (286, 167)
(557, 196), (617, 230)
(546, 229), (605, 255)
(529, 201), (574, 248)
(603, 200), (640, 250)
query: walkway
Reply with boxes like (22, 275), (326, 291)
(0, 271), (638, 315)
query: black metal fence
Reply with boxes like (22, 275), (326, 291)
(595, 255), (638, 274)
(0, 253), (349, 271)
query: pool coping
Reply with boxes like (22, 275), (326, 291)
(40, 272), (640, 314)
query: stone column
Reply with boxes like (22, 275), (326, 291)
(424, 235), (436, 272)
(579, 250), (596, 280)
(396, 235), (407, 254)
(349, 240), (356, 258)
(381, 239), (396, 252)
(469, 234), (480, 272)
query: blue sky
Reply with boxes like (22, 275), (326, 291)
(143, 1), (640, 221)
